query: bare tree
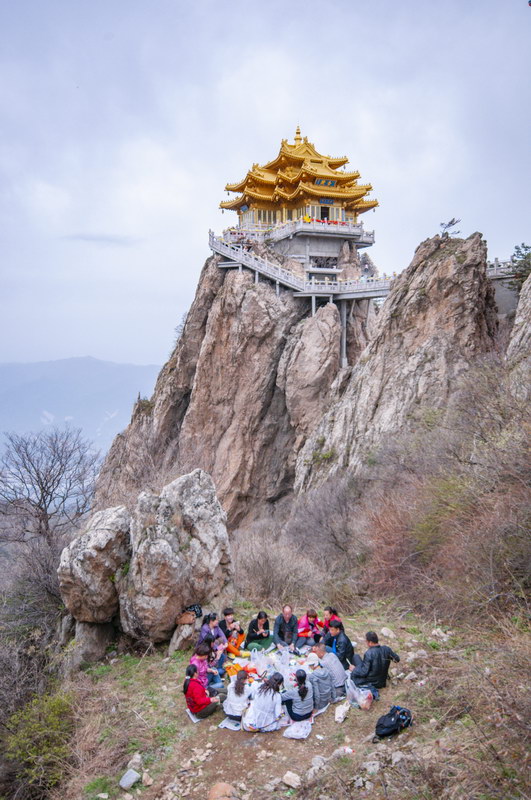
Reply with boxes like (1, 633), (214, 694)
(0, 428), (99, 545)
(0, 427), (100, 600)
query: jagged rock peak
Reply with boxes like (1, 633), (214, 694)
(96, 252), (345, 525)
(295, 232), (498, 490)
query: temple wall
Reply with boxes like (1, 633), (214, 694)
(272, 235), (345, 260)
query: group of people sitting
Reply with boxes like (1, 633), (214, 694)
(183, 604), (400, 731)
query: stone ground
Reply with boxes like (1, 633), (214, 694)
(56, 602), (514, 800)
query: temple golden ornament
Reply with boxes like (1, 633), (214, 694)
(221, 126), (378, 226)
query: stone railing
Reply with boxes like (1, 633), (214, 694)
(210, 232), (514, 298)
(209, 232), (389, 296)
(221, 219), (375, 245)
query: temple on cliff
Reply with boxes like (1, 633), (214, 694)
(210, 129), (383, 366)
(221, 126), (378, 227)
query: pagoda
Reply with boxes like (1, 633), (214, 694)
(221, 126), (378, 228)
(210, 130), (383, 367)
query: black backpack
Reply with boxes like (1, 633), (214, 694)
(374, 705), (413, 739)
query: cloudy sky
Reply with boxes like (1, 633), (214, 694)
(1, 0), (529, 365)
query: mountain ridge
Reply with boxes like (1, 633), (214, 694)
(0, 356), (160, 453)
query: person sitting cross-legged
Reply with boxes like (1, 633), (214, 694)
(223, 669), (252, 722)
(183, 664), (221, 719)
(245, 611), (274, 651)
(305, 652), (336, 710)
(312, 642), (347, 698)
(349, 631), (400, 695)
(273, 604), (298, 652)
(189, 644), (227, 701)
(281, 669), (314, 721)
(296, 608), (323, 649)
(242, 672), (285, 732)
(323, 620), (354, 669)
(219, 607), (247, 657)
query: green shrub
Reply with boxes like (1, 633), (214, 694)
(5, 692), (74, 791)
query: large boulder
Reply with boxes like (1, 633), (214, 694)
(118, 469), (232, 642)
(58, 506), (131, 623)
(58, 469), (232, 648)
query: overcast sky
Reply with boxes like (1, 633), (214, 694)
(1, 0), (529, 365)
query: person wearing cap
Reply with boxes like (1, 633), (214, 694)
(305, 652), (337, 710)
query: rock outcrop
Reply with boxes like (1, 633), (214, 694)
(295, 233), (498, 490)
(120, 470), (231, 642)
(58, 506), (131, 623)
(97, 255), (346, 525)
(506, 274), (531, 397)
(96, 233), (502, 526)
(59, 469), (231, 647)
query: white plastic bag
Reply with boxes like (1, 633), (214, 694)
(283, 719), (312, 739)
(334, 701), (350, 723)
(347, 684), (373, 710)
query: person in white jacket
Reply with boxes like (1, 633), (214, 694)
(242, 673), (284, 732)
(223, 670), (252, 721)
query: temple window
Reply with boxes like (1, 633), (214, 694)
(257, 209), (277, 225)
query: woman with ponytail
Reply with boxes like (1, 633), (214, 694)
(223, 669), (252, 721)
(183, 664), (220, 719)
(242, 672), (285, 732)
(281, 669), (314, 721)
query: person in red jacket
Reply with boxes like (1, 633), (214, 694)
(183, 664), (221, 719)
(322, 606), (342, 636)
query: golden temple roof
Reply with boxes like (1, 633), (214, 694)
(221, 128), (378, 215)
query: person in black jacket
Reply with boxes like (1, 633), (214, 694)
(273, 605), (298, 651)
(245, 611), (273, 651)
(323, 620), (354, 669)
(349, 631), (400, 689)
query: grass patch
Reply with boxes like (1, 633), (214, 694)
(84, 775), (120, 799)
(86, 663), (112, 681)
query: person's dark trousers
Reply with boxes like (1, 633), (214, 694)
(282, 698), (312, 721)
(352, 652), (363, 668)
(195, 702), (219, 719)
(208, 685), (228, 701)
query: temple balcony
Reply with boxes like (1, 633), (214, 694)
(222, 219), (375, 247)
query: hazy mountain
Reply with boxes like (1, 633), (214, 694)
(0, 357), (160, 454)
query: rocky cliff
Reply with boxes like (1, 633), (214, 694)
(97, 233), (500, 526)
(296, 233), (498, 489)
(97, 257), (344, 525)
(506, 273), (531, 398)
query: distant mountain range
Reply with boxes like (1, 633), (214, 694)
(0, 357), (160, 454)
